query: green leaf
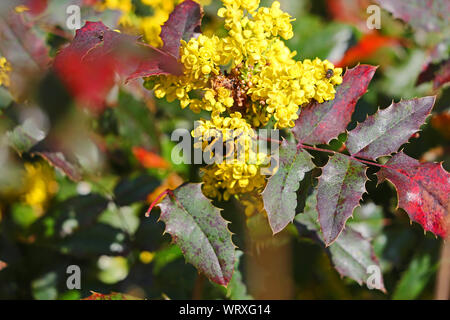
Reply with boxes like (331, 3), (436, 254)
(317, 153), (368, 246)
(296, 191), (385, 292)
(157, 183), (235, 286)
(346, 96), (436, 160)
(262, 140), (314, 234)
(392, 253), (436, 300)
(226, 250), (252, 300)
(7, 125), (41, 155)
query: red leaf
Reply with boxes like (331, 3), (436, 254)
(53, 21), (181, 111)
(132, 147), (170, 169)
(292, 65), (377, 145)
(337, 33), (398, 68)
(327, 0), (373, 31)
(22, 0), (48, 16)
(126, 0), (204, 80)
(377, 151), (450, 238)
(160, 0), (203, 59)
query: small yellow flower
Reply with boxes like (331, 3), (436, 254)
(0, 57), (11, 87)
(139, 251), (155, 264)
(22, 162), (58, 215)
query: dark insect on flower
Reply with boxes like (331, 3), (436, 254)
(326, 69), (334, 79)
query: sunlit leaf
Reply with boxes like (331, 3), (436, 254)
(157, 183), (235, 286)
(262, 140), (314, 234)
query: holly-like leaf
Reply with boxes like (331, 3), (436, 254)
(295, 191), (386, 292)
(292, 65), (376, 145)
(0, 11), (50, 101)
(377, 151), (450, 238)
(53, 21), (182, 110)
(262, 140), (314, 234)
(160, 0), (203, 59)
(346, 97), (436, 160)
(317, 153), (368, 246)
(375, 0), (450, 33)
(157, 183), (235, 286)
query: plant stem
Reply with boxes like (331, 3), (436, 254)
(254, 135), (386, 168)
(145, 189), (174, 217)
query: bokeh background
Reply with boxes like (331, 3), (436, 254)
(0, 0), (449, 300)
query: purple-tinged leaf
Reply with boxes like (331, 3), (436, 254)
(295, 191), (386, 292)
(377, 151), (450, 238)
(160, 0), (203, 59)
(317, 153), (368, 246)
(53, 21), (182, 109)
(375, 0), (450, 33)
(262, 140), (314, 234)
(0, 11), (50, 101)
(292, 65), (376, 145)
(347, 96), (435, 160)
(32, 151), (82, 182)
(157, 183), (235, 286)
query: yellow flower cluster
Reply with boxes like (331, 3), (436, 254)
(22, 163), (58, 215)
(98, 0), (210, 46)
(0, 57), (11, 87)
(149, 0), (343, 201)
(192, 113), (269, 200)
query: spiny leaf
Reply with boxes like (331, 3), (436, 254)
(262, 140), (314, 234)
(346, 96), (436, 160)
(160, 0), (203, 59)
(377, 151), (450, 238)
(295, 191), (386, 292)
(317, 153), (368, 246)
(53, 21), (181, 110)
(292, 65), (376, 145)
(157, 183), (235, 286)
(375, 0), (450, 33)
